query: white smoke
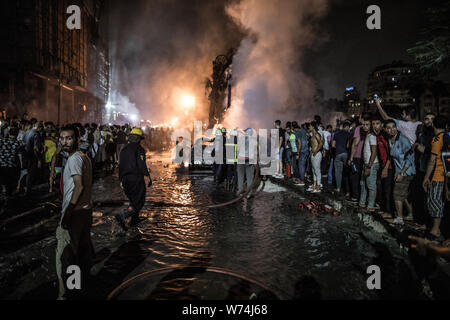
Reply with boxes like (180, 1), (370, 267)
(106, 90), (141, 124)
(224, 0), (329, 129)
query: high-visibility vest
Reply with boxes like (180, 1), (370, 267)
(225, 138), (238, 164)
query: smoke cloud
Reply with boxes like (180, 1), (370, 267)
(108, 0), (329, 129)
(223, 0), (329, 129)
(108, 0), (244, 127)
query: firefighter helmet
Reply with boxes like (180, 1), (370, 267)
(130, 128), (144, 137)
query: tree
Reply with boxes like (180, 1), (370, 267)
(407, 1), (450, 77)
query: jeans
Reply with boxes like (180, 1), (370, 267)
(334, 153), (348, 190)
(285, 148), (293, 176)
(311, 152), (322, 185)
(278, 147), (284, 174)
(237, 164), (255, 194)
(298, 151), (308, 182)
(328, 157), (334, 185)
(360, 163), (380, 209)
(350, 158), (362, 199)
(292, 153), (299, 178)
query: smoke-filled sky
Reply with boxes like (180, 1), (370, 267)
(106, 0), (245, 127)
(104, 0), (444, 128)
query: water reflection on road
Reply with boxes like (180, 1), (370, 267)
(89, 151), (422, 299)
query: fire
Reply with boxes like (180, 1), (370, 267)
(179, 93), (196, 109)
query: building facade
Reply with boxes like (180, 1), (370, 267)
(343, 86), (363, 116)
(0, 0), (109, 124)
(366, 61), (416, 115)
(419, 86), (450, 117)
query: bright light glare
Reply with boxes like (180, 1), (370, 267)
(180, 94), (196, 108)
(171, 117), (179, 126)
(106, 103), (112, 109)
(129, 114), (138, 121)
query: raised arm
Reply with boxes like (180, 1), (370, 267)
(374, 96), (392, 121)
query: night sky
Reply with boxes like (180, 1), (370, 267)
(305, 0), (444, 99)
(104, 0), (446, 119)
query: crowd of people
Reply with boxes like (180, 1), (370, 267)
(0, 116), (161, 197)
(0, 114), (154, 299)
(1, 100), (450, 298)
(267, 97), (450, 240)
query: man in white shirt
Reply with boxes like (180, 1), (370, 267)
(55, 125), (93, 299)
(375, 96), (421, 145)
(360, 116), (380, 211)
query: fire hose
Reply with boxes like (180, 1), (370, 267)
(107, 265), (285, 300)
(94, 165), (263, 210)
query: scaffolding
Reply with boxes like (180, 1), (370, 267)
(0, 0), (109, 123)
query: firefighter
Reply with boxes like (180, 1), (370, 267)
(116, 128), (151, 230)
(225, 129), (238, 191)
(214, 127), (227, 184)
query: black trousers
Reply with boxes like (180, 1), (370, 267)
(24, 156), (38, 195)
(350, 158), (362, 199)
(0, 166), (19, 196)
(411, 171), (429, 225)
(59, 210), (94, 299)
(379, 168), (394, 214)
(122, 174), (146, 217)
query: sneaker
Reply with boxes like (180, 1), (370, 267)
(404, 215), (413, 222)
(392, 217), (404, 225)
(295, 181), (305, 186)
(346, 197), (358, 203)
(306, 186), (314, 192)
(312, 189), (321, 193)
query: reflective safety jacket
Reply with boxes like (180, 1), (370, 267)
(225, 135), (238, 164)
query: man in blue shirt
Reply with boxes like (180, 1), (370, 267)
(331, 122), (350, 193)
(385, 120), (415, 225)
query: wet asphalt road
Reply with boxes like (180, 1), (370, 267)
(0, 151), (439, 300)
